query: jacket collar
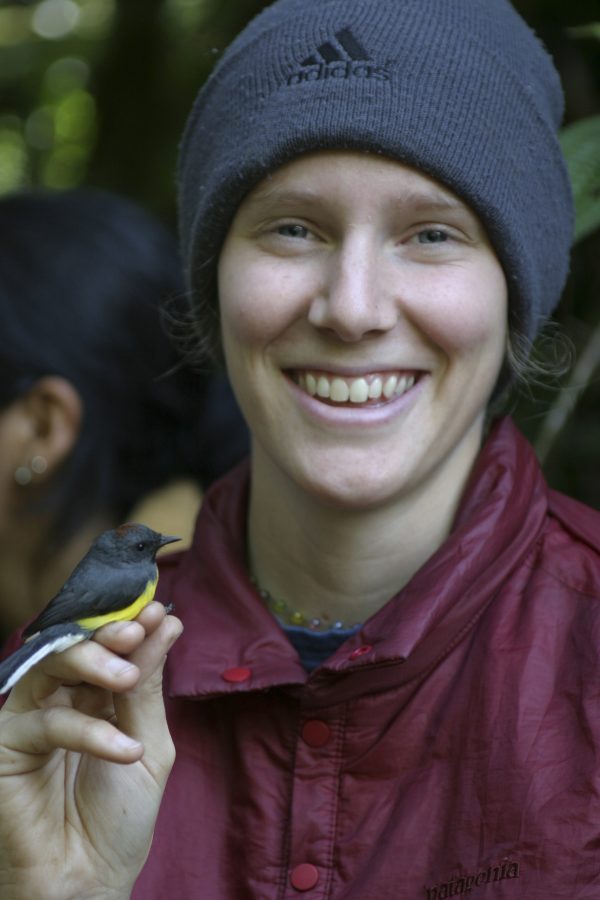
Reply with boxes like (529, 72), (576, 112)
(164, 417), (548, 703)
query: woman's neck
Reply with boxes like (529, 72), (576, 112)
(248, 437), (480, 628)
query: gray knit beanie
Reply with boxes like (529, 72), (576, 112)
(178, 0), (573, 358)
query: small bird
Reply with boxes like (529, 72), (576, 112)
(0, 523), (180, 694)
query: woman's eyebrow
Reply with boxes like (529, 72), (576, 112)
(244, 187), (323, 211)
(388, 189), (471, 215)
(244, 183), (474, 219)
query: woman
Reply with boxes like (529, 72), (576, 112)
(0, 0), (598, 897)
(0, 188), (247, 642)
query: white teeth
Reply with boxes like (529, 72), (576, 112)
(297, 371), (416, 405)
(349, 378), (369, 403)
(383, 375), (398, 399)
(369, 377), (383, 400)
(305, 373), (317, 396)
(330, 378), (350, 402)
(398, 375), (415, 395)
(317, 376), (330, 398)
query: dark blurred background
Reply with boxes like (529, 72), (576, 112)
(0, 0), (598, 507)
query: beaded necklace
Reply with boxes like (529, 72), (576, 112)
(250, 576), (359, 632)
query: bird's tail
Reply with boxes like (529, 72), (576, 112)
(0, 624), (91, 695)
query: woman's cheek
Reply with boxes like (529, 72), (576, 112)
(220, 257), (311, 344)
(404, 265), (507, 355)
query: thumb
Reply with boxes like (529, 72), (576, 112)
(113, 615), (182, 782)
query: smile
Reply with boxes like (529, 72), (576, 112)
(291, 370), (417, 405)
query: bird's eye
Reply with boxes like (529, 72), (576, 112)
(137, 542), (146, 551)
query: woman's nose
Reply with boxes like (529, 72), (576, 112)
(307, 236), (399, 342)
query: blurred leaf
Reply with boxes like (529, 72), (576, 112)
(567, 22), (600, 41)
(560, 115), (600, 244)
(0, 125), (28, 191)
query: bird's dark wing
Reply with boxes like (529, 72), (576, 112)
(23, 561), (153, 637)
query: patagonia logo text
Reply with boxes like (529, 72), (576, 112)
(286, 27), (390, 85)
(424, 861), (520, 898)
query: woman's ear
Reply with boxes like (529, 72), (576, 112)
(16, 376), (83, 482)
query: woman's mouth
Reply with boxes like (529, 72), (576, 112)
(290, 370), (418, 406)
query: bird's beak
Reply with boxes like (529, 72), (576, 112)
(159, 534), (181, 548)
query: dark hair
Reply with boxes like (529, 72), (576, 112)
(0, 188), (248, 544)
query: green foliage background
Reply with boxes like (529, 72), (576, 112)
(0, 0), (598, 507)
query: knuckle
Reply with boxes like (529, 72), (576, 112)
(80, 715), (108, 745)
(39, 706), (66, 742)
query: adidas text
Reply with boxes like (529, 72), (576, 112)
(287, 61), (390, 86)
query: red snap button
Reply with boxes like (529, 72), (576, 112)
(290, 863), (319, 891)
(301, 719), (331, 748)
(221, 667), (251, 683)
(349, 644), (373, 661)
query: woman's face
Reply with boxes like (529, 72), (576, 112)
(218, 151), (507, 510)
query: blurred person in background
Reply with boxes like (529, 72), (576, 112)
(0, 187), (248, 643)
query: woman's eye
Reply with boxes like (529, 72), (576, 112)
(276, 223), (310, 239)
(416, 228), (449, 244)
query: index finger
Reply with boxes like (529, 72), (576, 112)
(93, 601), (171, 649)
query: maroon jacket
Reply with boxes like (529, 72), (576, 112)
(4, 417), (600, 898)
(127, 417), (600, 898)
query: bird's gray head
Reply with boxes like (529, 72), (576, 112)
(92, 523), (181, 564)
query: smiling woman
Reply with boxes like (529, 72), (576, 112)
(218, 153), (508, 619)
(0, 1), (599, 899)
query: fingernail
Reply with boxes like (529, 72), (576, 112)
(167, 625), (184, 649)
(107, 621), (137, 635)
(114, 732), (142, 751)
(107, 656), (136, 676)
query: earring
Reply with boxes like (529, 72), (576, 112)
(14, 465), (32, 486)
(14, 455), (48, 486)
(31, 455), (48, 474)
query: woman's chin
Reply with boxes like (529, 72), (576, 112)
(293, 463), (412, 513)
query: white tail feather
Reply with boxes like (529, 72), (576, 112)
(0, 628), (90, 694)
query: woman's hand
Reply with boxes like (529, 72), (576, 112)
(0, 601), (182, 900)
